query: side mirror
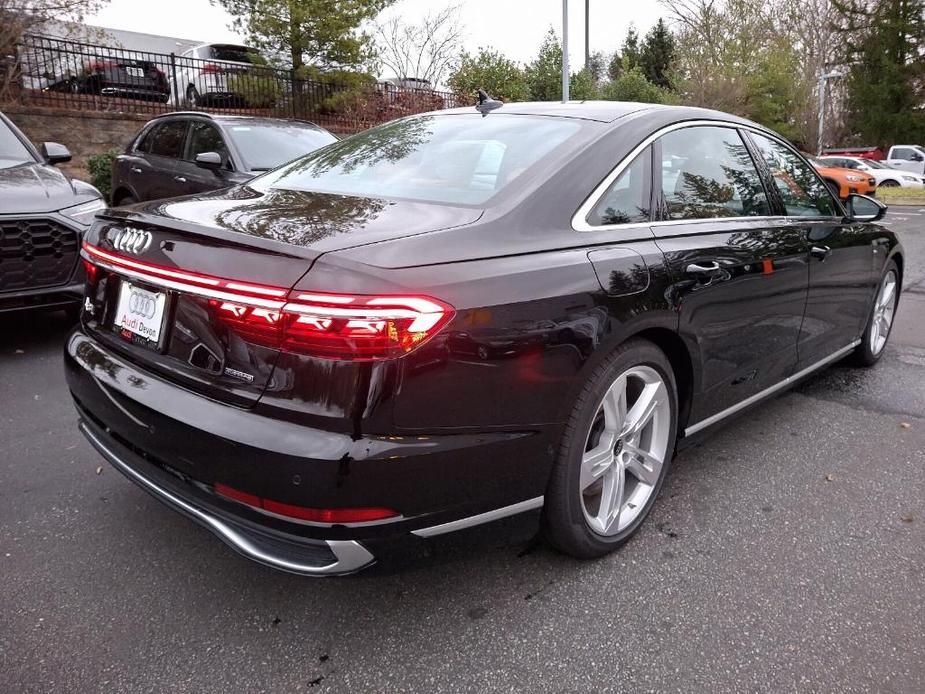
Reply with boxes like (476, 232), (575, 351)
(911, 153), (924, 162)
(845, 193), (887, 223)
(194, 151), (224, 172)
(42, 142), (71, 165)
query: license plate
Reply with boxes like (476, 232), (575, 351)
(125, 66), (144, 78)
(114, 281), (167, 345)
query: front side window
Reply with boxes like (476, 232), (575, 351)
(256, 114), (583, 206)
(659, 126), (771, 221)
(749, 133), (839, 217)
(145, 121), (188, 159)
(186, 121), (229, 163)
(586, 146), (652, 226)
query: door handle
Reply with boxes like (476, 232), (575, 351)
(174, 176), (187, 183)
(810, 245), (831, 260)
(131, 166), (142, 173)
(685, 261), (722, 275)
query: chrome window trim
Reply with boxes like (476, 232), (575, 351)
(683, 340), (861, 437)
(572, 119), (843, 233)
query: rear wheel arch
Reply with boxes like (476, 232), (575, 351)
(631, 327), (694, 434)
(111, 187), (135, 206)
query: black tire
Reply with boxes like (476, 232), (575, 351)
(542, 338), (679, 559)
(879, 180), (900, 188)
(850, 260), (900, 367)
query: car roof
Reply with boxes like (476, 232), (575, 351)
(434, 100), (761, 127)
(147, 112), (328, 130)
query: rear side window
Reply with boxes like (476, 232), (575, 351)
(144, 121), (188, 159)
(749, 133), (839, 217)
(586, 146), (652, 226)
(186, 121), (229, 163)
(659, 126), (771, 220)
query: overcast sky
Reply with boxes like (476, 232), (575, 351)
(87, 0), (666, 69)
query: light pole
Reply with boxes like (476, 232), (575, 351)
(817, 70), (843, 155)
(562, 0), (569, 103)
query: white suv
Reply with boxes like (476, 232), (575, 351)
(169, 43), (266, 107)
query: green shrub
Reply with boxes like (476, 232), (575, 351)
(87, 148), (120, 201)
(226, 72), (283, 108)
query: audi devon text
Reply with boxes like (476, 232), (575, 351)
(65, 101), (903, 575)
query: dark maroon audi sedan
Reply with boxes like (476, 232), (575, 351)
(66, 101), (903, 575)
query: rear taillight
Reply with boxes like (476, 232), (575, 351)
(214, 483), (398, 524)
(201, 63), (224, 75)
(82, 241), (454, 360)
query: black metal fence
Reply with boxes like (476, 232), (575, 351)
(3, 34), (459, 132)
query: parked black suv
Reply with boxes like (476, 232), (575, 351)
(0, 111), (104, 315)
(110, 112), (337, 205)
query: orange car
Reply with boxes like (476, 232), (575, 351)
(807, 156), (877, 199)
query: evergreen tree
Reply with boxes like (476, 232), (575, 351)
(835, 0), (925, 144)
(621, 25), (641, 71)
(606, 50), (623, 81)
(526, 28), (563, 101)
(447, 48), (530, 103)
(640, 18), (676, 89)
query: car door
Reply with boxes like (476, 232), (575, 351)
(748, 132), (877, 371)
(646, 124), (810, 426)
(132, 119), (189, 201)
(887, 147), (925, 175)
(174, 120), (238, 195)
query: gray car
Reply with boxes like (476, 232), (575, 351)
(0, 111), (104, 315)
(110, 112), (338, 205)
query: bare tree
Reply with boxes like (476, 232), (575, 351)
(375, 4), (463, 88)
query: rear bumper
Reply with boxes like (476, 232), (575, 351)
(79, 418), (375, 576)
(65, 327), (552, 573)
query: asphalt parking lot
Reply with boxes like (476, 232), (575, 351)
(2, 209), (924, 694)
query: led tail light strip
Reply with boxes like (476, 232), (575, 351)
(82, 241), (455, 360)
(214, 483), (398, 524)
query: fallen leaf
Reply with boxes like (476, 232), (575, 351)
(95, 466), (102, 475)
(14, 349), (24, 354)
(825, 473), (836, 482)
(900, 513), (915, 523)
(900, 422), (911, 429)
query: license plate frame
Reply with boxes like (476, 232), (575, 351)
(113, 280), (169, 351)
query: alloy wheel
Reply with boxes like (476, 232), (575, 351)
(579, 365), (671, 536)
(869, 270), (898, 356)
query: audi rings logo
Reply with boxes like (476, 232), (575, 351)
(128, 290), (157, 319)
(111, 227), (153, 255)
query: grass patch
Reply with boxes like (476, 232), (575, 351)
(876, 187), (925, 205)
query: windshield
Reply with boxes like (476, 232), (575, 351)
(256, 114), (583, 205)
(225, 122), (338, 171)
(0, 119), (36, 168)
(863, 159), (890, 169)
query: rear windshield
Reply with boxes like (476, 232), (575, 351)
(256, 114), (583, 205)
(208, 45), (258, 63)
(0, 119), (35, 168)
(224, 122), (338, 171)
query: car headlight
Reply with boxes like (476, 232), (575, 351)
(902, 175), (918, 182)
(60, 198), (107, 226)
(845, 174), (864, 182)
